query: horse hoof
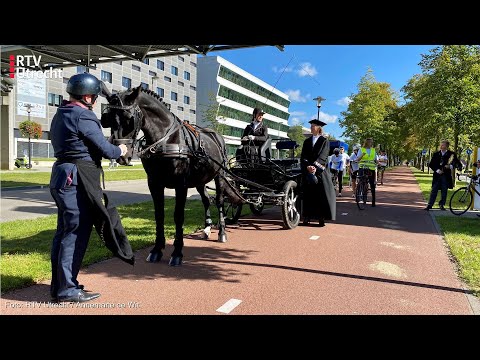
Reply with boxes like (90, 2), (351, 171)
(146, 252), (162, 263)
(203, 226), (211, 239)
(218, 234), (227, 243)
(168, 256), (183, 266)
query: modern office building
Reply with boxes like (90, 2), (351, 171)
(196, 56), (290, 158)
(11, 55), (197, 160)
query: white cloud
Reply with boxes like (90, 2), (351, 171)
(272, 65), (293, 73)
(296, 62), (318, 77)
(335, 96), (353, 106)
(289, 111), (306, 117)
(290, 117), (302, 126)
(318, 111), (338, 124)
(284, 89), (311, 103)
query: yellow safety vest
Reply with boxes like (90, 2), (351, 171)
(359, 147), (376, 170)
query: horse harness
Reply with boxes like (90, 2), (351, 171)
(104, 95), (221, 162)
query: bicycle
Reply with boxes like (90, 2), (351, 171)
(355, 165), (373, 210)
(449, 173), (479, 215)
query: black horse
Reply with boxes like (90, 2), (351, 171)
(100, 86), (242, 266)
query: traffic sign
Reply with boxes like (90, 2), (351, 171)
(466, 149), (473, 155)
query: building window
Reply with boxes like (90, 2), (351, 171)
(164, 76), (171, 82)
(149, 70), (157, 77)
(178, 81), (184, 87)
(171, 91), (178, 101)
(178, 56), (184, 62)
(48, 93), (63, 107)
(183, 71), (190, 80)
(190, 61), (197, 67)
(177, 106), (184, 111)
(113, 60), (123, 65)
(157, 87), (164, 97)
(140, 82), (149, 90)
(101, 70), (112, 83)
(189, 109), (196, 114)
(63, 77), (69, 84)
(132, 64), (141, 71)
(190, 85), (196, 91)
(184, 95), (190, 105)
(157, 60), (164, 70)
(171, 66), (178, 76)
(76, 66), (87, 74)
(143, 58), (150, 65)
(122, 76), (132, 89)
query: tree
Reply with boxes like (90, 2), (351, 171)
(339, 68), (399, 159)
(19, 120), (42, 168)
(402, 45), (480, 157)
(201, 92), (226, 134)
(287, 125), (305, 157)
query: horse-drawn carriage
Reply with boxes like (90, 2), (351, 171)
(222, 138), (303, 229)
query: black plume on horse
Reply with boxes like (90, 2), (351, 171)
(101, 86), (242, 266)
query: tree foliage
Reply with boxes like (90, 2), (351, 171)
(287, 125), (305, 157)
(19, 120), (42, 139)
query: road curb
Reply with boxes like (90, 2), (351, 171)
(428, 211), (480, 315)
(2, 185), (49, 192)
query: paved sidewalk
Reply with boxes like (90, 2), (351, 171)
(1, 167), (477, 314)
(0, 180), (202, 223)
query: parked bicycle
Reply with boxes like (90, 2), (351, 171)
(449, 173), (479, 215)
(355, 165), (373, 210)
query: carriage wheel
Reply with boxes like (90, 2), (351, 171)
(249, 202), (264, 215)
(281, 180), (300, 229)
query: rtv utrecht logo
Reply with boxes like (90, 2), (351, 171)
(9, 55), (63, 79)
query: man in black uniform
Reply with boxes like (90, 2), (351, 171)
(241, 107), (269, 160)
(300, 119), (336, 226)
(424, 140), (458, 210)
(49, 73), (128, 303)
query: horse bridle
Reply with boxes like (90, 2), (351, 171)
(103, 94), (144, 154)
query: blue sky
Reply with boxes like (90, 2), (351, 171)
(213, 45), (436, 140)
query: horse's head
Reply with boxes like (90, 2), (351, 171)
(101, 86), (143, 165)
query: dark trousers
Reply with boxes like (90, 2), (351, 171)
(50, 185), (93, 298)
(337, 170), (343, 193)
(359, 168), (376, 205)
(428, 175), (448, 207)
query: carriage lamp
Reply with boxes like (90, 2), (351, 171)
(313, 96), (326, 121)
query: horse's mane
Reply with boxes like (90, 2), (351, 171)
(138, 87), (170, 108)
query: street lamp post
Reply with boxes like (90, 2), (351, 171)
(313, 96), (326, 121)
(26, 104), (32, 169)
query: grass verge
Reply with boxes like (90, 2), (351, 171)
(1, 198), (250, 293)
(435, 216), (480, 297)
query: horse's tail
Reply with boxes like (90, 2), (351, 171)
(218, 171), (245, 205)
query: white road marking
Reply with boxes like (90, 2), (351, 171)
(216, 299), (242, 314)
(341, 213), (348, 216)
(309, 235), (320, 240)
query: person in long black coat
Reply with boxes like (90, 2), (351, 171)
(300, 119), (336, 226)
(424, 140), (459, 210)
(240, 107), (270, 161)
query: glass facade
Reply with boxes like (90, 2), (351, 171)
(217, 104), (289, 133)
(218, 66), (290, 108)
(218, 85), (289, 120)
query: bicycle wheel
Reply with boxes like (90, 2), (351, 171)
(449, 187), (473, 215)
(356, 181), (366, 210)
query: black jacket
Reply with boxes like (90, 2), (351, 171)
(241, 121), (269, 146)
(61, 159), (135, 265)
(300, 136), (336, 221)
(428, 150), (458, 189)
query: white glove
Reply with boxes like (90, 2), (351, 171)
(248, 135), (255, 141)
(436, 169), (442, 174)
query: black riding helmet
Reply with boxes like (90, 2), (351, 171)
(66, 73), (101, 109)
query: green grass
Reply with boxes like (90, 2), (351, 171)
(435, 217), (480, 297)
(0, 167), (148, 188)
(411, 167), (468, 209)
(0, 198), (236, 293)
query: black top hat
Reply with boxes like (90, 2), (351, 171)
(253, 107), (265, 116)
(309, 119), (327, 126)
